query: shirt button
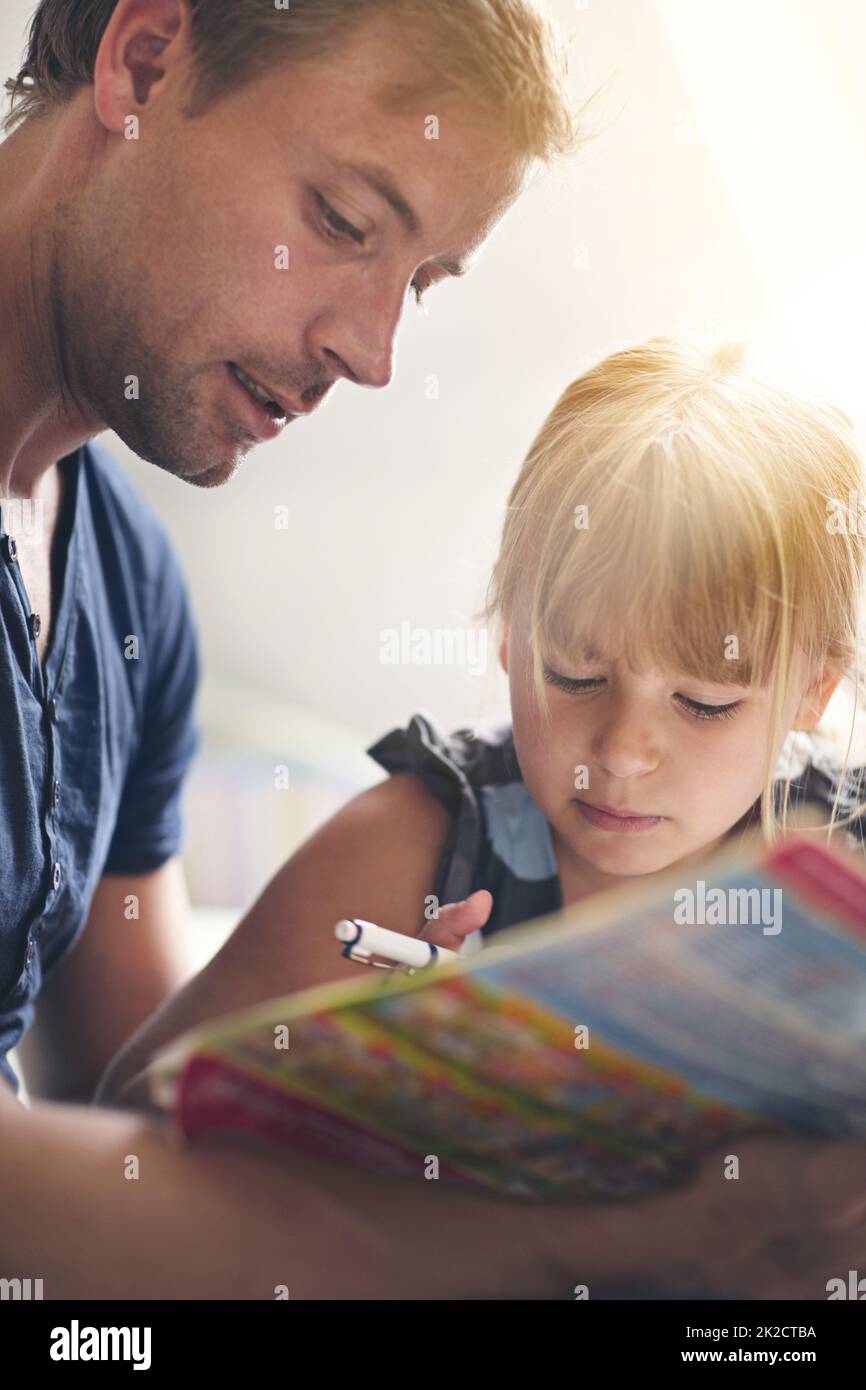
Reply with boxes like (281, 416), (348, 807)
(52, 861), (61, 891)
(48, 696), (58, 723)
(25, 940), (34, 966)
(28, 611), (41, 640)
(2, 534), (17, 563)
(52, 778), (61, 810)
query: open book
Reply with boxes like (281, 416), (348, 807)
(149, 821), (866, 1201)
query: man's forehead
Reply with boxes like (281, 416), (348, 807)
(248, 28), (525, 236)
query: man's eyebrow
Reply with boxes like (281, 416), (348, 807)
(345, 159), (421, 236)
(344, 160), (470, 277)
(432, 256), (469, 278)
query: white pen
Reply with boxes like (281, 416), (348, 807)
(335, 917), (460, 972)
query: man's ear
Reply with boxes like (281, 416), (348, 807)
(790, 664), (842, 731)
(92, 0), (190, 131)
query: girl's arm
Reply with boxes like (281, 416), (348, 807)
(95, 770), (478, 1103)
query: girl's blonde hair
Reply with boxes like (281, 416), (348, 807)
(481, 337), (866, 846)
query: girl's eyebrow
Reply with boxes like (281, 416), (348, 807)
(577, 642), (605, 662)
(547, 647), (755, 688)
(548, 641), (608, 665)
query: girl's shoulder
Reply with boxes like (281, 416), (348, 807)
(787, 738), (866, 851)
(366, 709), (520, 812)
(367, 712), (560, 932)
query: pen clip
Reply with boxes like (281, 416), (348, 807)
(336, 918), (447, 974)
(340, 944), (415, 973)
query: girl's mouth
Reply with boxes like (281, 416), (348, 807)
(573, 799), (666, 834)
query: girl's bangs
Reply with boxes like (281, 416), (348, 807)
(527, 445), (791, 689)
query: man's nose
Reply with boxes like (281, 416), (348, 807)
(309, 287), (403, 390)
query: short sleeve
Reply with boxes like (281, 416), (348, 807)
(102, 542), (201, 876)
(366, 710), (483, 903)
(793, 744), (866, 857)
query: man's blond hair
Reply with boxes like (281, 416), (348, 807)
(3, 0), (580, 163)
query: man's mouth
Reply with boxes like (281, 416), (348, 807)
(229, 362), (294, 418)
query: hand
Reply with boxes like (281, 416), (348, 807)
(650, 1134), (866, 1299)
(94, 1063), (161, 1116)
(418, 889), (494, 951)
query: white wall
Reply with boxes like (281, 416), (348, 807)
(4, 0), (865, 749)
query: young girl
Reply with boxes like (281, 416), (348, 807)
(107, 337), (866, 1049)
(367, 335), (866, 956)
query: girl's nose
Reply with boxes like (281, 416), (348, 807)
(590, 712), (661, 780)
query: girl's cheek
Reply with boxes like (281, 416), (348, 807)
(697, 722), (768, 793)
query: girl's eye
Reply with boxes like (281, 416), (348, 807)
(675, 695), (742, 721)
(542, 667), (602, 695)
(314, 191), (365, 245)
(541, 667), (742, 722)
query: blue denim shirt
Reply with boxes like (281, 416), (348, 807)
(0, 441), (200, 1094)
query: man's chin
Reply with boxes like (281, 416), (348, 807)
(102, 389), (262, 485)
(113, 424), (253, 488)
(173, 455), (244, 489)
(137, 449), (240, 488)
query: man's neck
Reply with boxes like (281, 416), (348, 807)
(0, 106), (102, 502)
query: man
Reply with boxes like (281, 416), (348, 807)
(1, 0), (567, 1106)
(0, 0), (627, 1298)
(1, 0), (575, 1106)
(1, 0), (863, 1300)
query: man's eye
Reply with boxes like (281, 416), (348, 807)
(542, 667), (742, 722)
(408, 276), (429, 307)
(314, 191), (365, 245)
(313, 191), (430, 308)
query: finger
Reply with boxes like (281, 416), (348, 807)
(424, 890), (494, 945)
(419, 891), (494, 947)
(437, 888), (493, 925)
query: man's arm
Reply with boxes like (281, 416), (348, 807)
(0, 1079), (681, 1300)
(16, 860), (191, 1104)
(4, 1080), (865, 1299)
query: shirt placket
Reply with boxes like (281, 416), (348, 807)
(0, 518), (64, 968)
